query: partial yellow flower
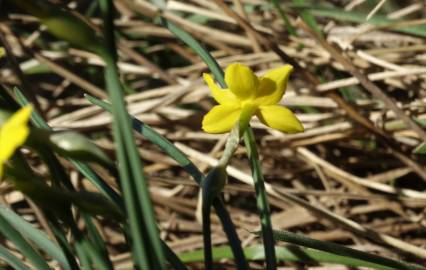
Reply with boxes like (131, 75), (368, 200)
(0, 105), (32, 178)
(0, 47), (5, 58)
(202, 63), (304, 134)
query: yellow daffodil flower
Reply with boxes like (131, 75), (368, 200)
(0, 105), (32, 178)
(202, 63), (304, 134)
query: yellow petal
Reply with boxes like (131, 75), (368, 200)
(224, 63), (258, 100)
(255, 65), (293, 105)
(203, 73), (238, 105)
(256, 105), (303, 133)
(0, 47), (5, 58)
(202, 104), (241, 134)
(0, 105), (32, 163)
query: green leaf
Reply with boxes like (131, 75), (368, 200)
(161, 19), (225, 88)
(293, 4), (426, 38)
(0, 205), (71, 270)
(293, 0), (323, 37)
(0, 215), (51, 270)
(413, 141), (426, 154)
(179, 244), (423, 270)
(149, 0), (166, 9)
(259, 229), (426, 270)
(269, 0), (297, 36)
(0, 245), (32, 270)
(97, 0), (166, 267)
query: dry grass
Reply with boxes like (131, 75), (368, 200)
(1, 0), (425, 269)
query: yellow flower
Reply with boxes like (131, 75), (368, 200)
(0, 47), (5, 58)
(202, 63), (304, 134)
(0, 105), (32, 178)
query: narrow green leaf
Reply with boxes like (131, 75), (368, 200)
(162, 18), (225, 88)
(261, 229), (426, 270)
(0, 215), (51, 270)
(269, 0), (297, 36)
(149, 0), (166, 9)
(86, 95), (203, 184)
(0, 245), (32, 270)
(293, 0), (323, 37)
(98, 0), (166, 268)
(0, 205), (71, 270)
(292, 4), (426, 38)
(413, 141), (426, 154)
(179, 244), (411, 270)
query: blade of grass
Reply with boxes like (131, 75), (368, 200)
(293, 0), (322, 37)
(98, 0), (166, 268)
(179, 245), (418, 270)
(269, 0), (297, 36)
(83, 214), (114, 269)
(162, 18), (225, 86)
(291, 4), (426, 38)
(86, 95), (203, 183)
(0, 205), (72, 270)
(0, 245), (32, 270)
(0, 214), (52, 270)
(263, 230), (426, 270)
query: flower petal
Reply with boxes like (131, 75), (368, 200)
(203, 73), (238, 105)
(202, 104), (241, 134)
(255, 65), (293, 105)
(224, 63), (259, 100)
(257, 105), (303, 133)
(0, 105), (32, 163)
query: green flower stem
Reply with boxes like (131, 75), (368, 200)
(202, 105), (254, 270)
(160, 16), (248, 270)
(243, 128), (276, 270)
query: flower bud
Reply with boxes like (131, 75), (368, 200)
(48, 131), (112, 167)
(10, 0), (103, 54)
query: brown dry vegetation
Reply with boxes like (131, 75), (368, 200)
(1, 0), (426, 269)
